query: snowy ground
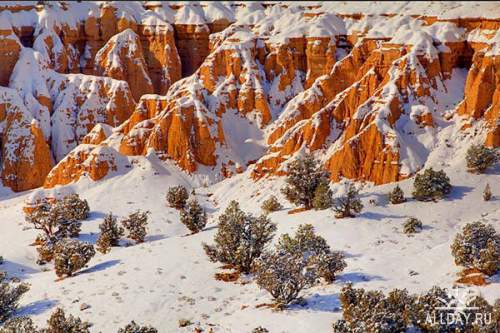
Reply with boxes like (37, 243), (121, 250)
(0, 146), (499, 332)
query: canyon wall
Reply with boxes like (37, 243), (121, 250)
(0, 2), (498, 191)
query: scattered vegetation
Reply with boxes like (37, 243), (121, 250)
(45, 307), (91, 333)
(412, 168), (451, 201)
(312, 179), (333, 210)
(281, 154), (331, 209)
(0, 272), (30, 323)
(403, 217), (423, 234)
(180, 198), (207, 234)
(117, 321), (158, 333)
(261, 196), (282, 214)
(121, 210), (150, 244)
(256, 224), (345, 307)
(333, 183), (363, 218)
(276, 224), (346, 283)
(466, 144), (497, 174)
(203, 201), (276, 274)
(332, 284), (498, 333)
(388, 185), (405, 204)
(451, 221), (499, 276)
(96, 213), (124, 254)
(53, 239), (95, 278)
(166, 185), (189, 210)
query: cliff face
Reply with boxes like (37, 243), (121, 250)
(0, 2), (498, 191)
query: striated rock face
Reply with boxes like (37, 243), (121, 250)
(0, 2), (498, 191)
(0, 20), (21, 86)
(457, 50), (500, 147)
(95, 29), (154, 101)
(0, 87), (52, 191)
(44, 144), (125, 188)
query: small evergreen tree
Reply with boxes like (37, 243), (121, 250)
(261, 196), (282, 214)
(203, 201), (276, 274)
(403, 217), (423, 234)
(53, 239), (95, 278)
(412, 168), (451, 201)
(255, 251), (314, 307)
(180, 198), (207, 234)
(0, 316), (39, 333)
(166, 186), (189, 210)
(117, 321), (158, 333)
(388, 185), (405, 204)
(277, 224), (346, 283)
(281, 154), (330, 209)
(24, 195), (88, 248)
(96, 233), (112, 254)
(483, 183), (492, 201)
(97, 213), (124, 247)
(58, 194), (90, 221)
(451, 222), (499, 276)
(0, 272), (30, 323)
(45, 308), (91, 333)
(312, 179), (333, 210)
(121, 210), (150, 244)
(333, 183), (363, 218)
(35, 235), (59, 265)
(332, 284), (414, 333)
(466, 144), (497, 174)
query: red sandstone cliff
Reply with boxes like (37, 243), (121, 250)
(0, 2), (498, 191)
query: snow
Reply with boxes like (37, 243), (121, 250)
(0, 147), (497, 332)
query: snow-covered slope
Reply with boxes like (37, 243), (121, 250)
(0, 139), (498, 332)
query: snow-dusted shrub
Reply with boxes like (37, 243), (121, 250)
(121, 210), (150, 244)
(252, 326), (269, 333)
(24, 195), (89, 246)
(451, 222), (499, 275)
(45, 308), (91, 333)
(35, 236), (59, 265)
(332, 284), (415, 333)
(166, 185), (189, 210)
(58, 194), (90, 222)
(117, 321), (158, 333)
(0, 272), (30, 323)
(312, 179), (333, 210)
(281, 154), (331, 209)
(277, 224), (346, 283)
(203, 201), (276, 274)
(25, 199), (81, 239)
(256, 251), (314, 307)
(466, 144), (497, 174)
(261, 196), (282, 214)
(333, 183), (363, 218)
(483, 183), (492, 201)
(412, 286), (498, 332)
(97, 213), (124, 249)
(0, 316), (38, 333)
(403, 217), (423, 234)
(333, 285), (499, 333)
(412, 168), (451, 201)
(388, 185), (405, 204)
(53, 239), (95, 278)
(180, 198), (207, 234)
(96, 233), (112, 254)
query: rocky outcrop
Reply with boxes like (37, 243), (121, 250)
(95, 29), (154, 101)
(457, 50), (499, 147)
(43, 144), (125, 188)
(0, 20), (21, 86)
(0, 87), (52, 191)
(1, 2), (498, 191)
